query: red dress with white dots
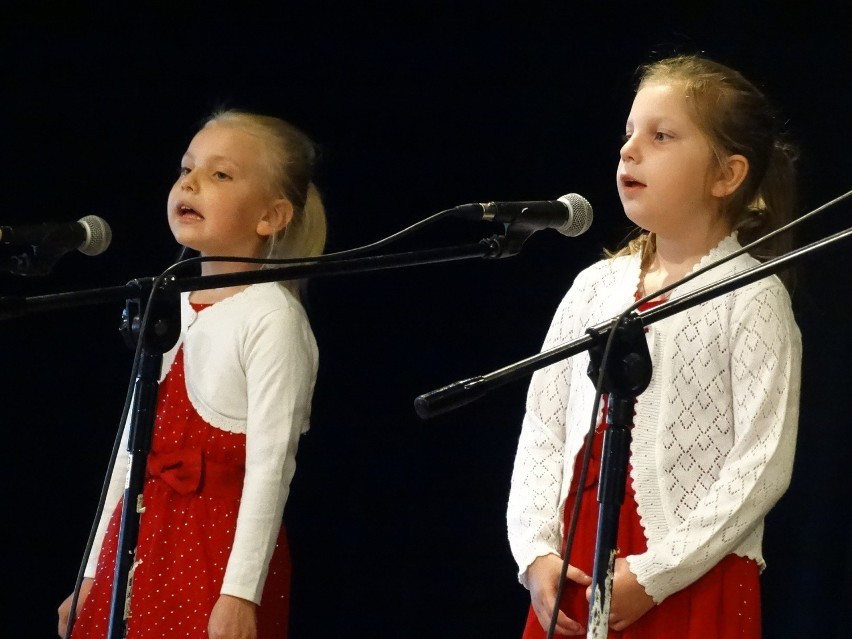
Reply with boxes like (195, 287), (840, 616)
(521, 297), (762, 638)
(71, 332), (292, 638)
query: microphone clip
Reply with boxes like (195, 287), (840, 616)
(585, 313), (652, 397)
(120, 277), (182, 354)
(0, 245), (66, 276)
(500, 222), (539, 257)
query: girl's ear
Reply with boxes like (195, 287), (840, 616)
(257, 198), (294, 237)
(711, 153), (749, 198)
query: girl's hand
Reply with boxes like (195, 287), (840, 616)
(208, 594), (258, 639)
(527, 554), (592, 636)
(57, 577), (94, 637)
(584, 558), (655, 631)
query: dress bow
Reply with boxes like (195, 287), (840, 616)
(146, 448), (204, 495)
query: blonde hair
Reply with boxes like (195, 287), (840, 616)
(611, 55), (797, 268)
(205, 109), (328, 261)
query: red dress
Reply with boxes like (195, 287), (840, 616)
(71, 320), (292, 638)
(522, 300), (761, 638)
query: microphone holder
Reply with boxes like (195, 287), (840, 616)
(3, 227), (534, 639)
(0, 245), (71, 276)
(415, 221), (852, 638)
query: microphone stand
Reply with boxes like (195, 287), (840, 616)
(0, 235), (527, 319)
(3, 228), (535, 638)
(415, 219), (852, 417)
(583, 316), (652, 637)
(415, 222), (852, 638)
(107, 277), (181, 638)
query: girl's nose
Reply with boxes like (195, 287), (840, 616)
(620, 135), (638, 162)
(180, 172), (197, 191)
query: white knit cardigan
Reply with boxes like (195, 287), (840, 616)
(506, 235), (801, 603)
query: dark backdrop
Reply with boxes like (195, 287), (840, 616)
(2, 3), (850, 638)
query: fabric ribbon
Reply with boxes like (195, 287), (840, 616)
(146, 448), (204, 495)
(146, 448), (243, 500)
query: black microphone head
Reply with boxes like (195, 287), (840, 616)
(556, 193), (593, 237)
(78, 215), (112, 256)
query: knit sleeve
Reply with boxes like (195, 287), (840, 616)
(219, 302), (318, 603)
(507, 267), (596, 588)
(627, 283), (802, 602)
(86, 340), (185, 579)
(84, 419), (130, 578)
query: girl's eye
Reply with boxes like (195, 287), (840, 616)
(213, 171), (231, 180)
(621, 132), (632, 143)
(178, 166), (190, 176)
(654, 131), (671, 141)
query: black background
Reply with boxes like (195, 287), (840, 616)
(2, 2), (851, 638)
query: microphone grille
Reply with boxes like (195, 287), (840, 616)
(557, 193), (593, 237)
(78, 215), (113, 256)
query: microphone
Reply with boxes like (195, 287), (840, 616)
(450, 193), (593, 237)
(0, 215), (112, 256)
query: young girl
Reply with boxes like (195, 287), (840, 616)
(58, 110), (327, 638)
(507, 55), (802, 637)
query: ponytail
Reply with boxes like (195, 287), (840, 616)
(205, 109), (329, 297)
(272, 182), (327, 260)
(735, 140), (798, 261)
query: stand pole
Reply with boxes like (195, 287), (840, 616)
(107, 278), (181, 638)
(585, 394), (634, 637)
(106, 348), (161, 637)
(583, 316), (652, 638)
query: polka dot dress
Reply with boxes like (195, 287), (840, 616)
(71, 325), (292, 638)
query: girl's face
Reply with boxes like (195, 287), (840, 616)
(167, 122), (286, 258)
(616, 82), (731, 242)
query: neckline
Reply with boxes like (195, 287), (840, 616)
(633, 231), (741, 302)
(634, 287), (668, 308)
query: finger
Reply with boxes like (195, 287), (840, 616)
(566, 564), (593, 585)
(57, 605), (69, 637)
(610, 616), (629, 632)
(534, 601), (585, 636)
(532, 592), (556, 629)
(551, 611), (585, 636)
(555, 610), (586, 636)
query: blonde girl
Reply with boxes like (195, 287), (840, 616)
(59, 110), (326, 639)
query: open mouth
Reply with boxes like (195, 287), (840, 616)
(620, 175), (645, 188)
(178, 204), (203, 219)
(620, 175), (645, 191)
